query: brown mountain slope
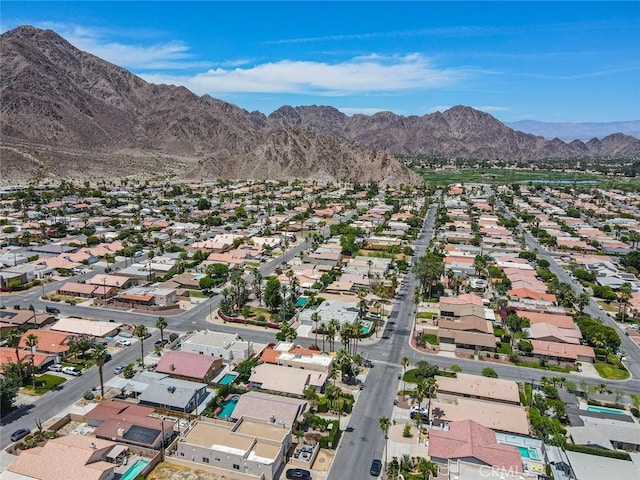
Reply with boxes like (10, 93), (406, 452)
(1, 26), (418, 185)
(267, 105), (640, 159)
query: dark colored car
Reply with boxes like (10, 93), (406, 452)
(10, 428), (30, 442)
(370, 459), (382, 476)
(285, 468), (311, 480)
(45, 306), (60, 314)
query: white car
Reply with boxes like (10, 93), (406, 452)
(115, 339), (132, 347)
(62, 366), (82, 376)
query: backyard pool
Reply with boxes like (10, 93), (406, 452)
(218, 396), (239, 419)
(296, 297), (309, 307)
(218, 373), (238, 385)
(586, 406), (627, 415)
(517, 446), (540, 460)
(361, 322), (372, 334)
(120, 460), (149, 480)
(193, 273), (206, 279)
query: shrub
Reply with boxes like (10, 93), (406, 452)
(630, 407), (639, 418)
(83, 390), (95, 400)
(481, 367), (498, 378)
(403, 424), (412, 437)
(564, 443), (631, 460)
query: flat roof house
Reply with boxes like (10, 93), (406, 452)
(435, 373), (520, 405)
(181, 330), (252, 363)
(249, 363), (327, 396)
(176, 417), (291, 480)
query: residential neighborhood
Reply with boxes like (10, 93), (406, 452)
(1, 179), (640, 480)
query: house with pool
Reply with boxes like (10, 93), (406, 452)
(175, 416), (292, 480)
(155, 350), (222, 384)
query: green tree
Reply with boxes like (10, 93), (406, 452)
(311, 312), (321, 349)
(576, 292), (591, 314)
(5, 329), (24, 383)
(133, 324), (149, 368)
(92, 344), (108, 397)
(412, 251), (445, 299)
(263, 277), (283, 312)
(156, 316), (168, 344)
(401, 356), (410, 399)
(25, 333), (39, 390)
(618, 282), (633, 322)
(481, 367), (498, 378)
(379, 416), (391, 473)
(0, 361), (21, 411)
(424, 377), (438, 424)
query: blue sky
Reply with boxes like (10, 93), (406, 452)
(2, 1), (639, 122)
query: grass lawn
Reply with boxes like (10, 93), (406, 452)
(497, 342), (511, 355)
(424, 334), (439, 345)
(245, 306), (275, 319)
(416, 312), (436, 319)
(28, 374), (66, 395)
(514, 360), (572, 374)
(493, 326), (506, 337)
(594, 361), (630, 380)
(189, 290), (207, 298)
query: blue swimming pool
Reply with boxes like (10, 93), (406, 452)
(296, 297), (308, 307)
(219, 373), (238, 385)
(218, 396), (239, 419)
(586, 406), (627, 415)
(517, 446), (540, 460)
(120, 460), (149, 480)
(193, 273), (206, 279)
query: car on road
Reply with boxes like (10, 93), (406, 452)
(370, 459), (382, 476)
(45, 306), (60, 314)
(285, 469), (311, 480)
(114, 365), (125, 374)
(62, 366), (82, 376)
(104, 353), (112, 362)
(115, 339), (131, 347)
(48, 364), (63, 372)
(10, 428), (30, 442)
(597, 305), (604, 310)
(154, 339), (168, 348)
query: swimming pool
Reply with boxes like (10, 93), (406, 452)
(193, 273), (206, 279)
(586, 406), (627, 415)
(296, 297), (308, 307)
(218, 373), (238, 385)
(218, 396), (239, 419)
(517, 446), (540, 460)
(120, 459), (149, 480)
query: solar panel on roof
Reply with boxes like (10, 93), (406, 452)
(122, 425), (160, 445)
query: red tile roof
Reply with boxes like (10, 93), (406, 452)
(155, 350), (217, 379)
(429, 420), (522, 472)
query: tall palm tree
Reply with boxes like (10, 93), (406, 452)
(6, 328), (23, 383)
(92, 344), (108, 397)
(378, 416), (391, 473)
(401, 356), (410, 400)
(328, 318), (340, 351)
(134, 324), (149, 368)
(424, 377), (438, 425)
(328, 365), (339, 387)
(25, 333), (39, 390)
(156, 317), (168, 344)
(320, 323), (326, 352)
(311, 312), (321, 348)
(414, 379), (427, 442)
(417, 458), (439, 479)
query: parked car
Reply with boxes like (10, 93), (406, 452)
(45, 306), (60, 314)
(62, 366), (82, 376)
(10, 428), (30, 442)
(116, 339), (131, 347)
(118, 331), (133, 338)
(113, 365), (125, 374)
(154, 339), (168, 348)
(370, 459), (382, 476)
(104, 353), (112, 362)
(285, 469), (311, 480)
(48, 364), (63, 372)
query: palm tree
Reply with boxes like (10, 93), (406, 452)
(401, 356), (410, 400)
(577, 293), (590, 314)
(417, 457), (438, 479)
(156, 317), (168, 344)
(25, 333), (39, 390)
(328, 318), (340, 351)
(311, 312), (321, 349)
(6, 328), (23, 383)
(378, 416), (391, 473)
(424, 377), (438, 425)
(133, 324), (149, 368)
(328, 365), (339, 387)
(92, 344), (108, 397)
(414, 379), (427, 442)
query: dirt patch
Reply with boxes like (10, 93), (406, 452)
(147, 462), (232, 480)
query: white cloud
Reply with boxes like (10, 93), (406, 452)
(16, 21), (212, 70)
(139, 54), (476, 96)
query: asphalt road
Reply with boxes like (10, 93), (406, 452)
(327, 203), (438, 480)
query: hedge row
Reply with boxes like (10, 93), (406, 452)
(564, 443), (631, 461)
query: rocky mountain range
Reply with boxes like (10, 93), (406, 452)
(1, 26), (639, 186)
(506, 120), (640, 142)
